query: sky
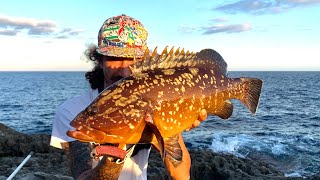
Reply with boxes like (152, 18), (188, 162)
(0, 0), (320, 71)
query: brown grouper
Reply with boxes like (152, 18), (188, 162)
(67, 47), (263, 166)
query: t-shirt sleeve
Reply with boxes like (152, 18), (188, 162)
(50, 105), (76, 149)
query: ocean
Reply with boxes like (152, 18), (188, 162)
(0, 71), (319, 177)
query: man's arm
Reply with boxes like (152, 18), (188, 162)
(63, 141), (93, 179)
(64, 141), (125, 180)
(163, 133), (191, 180)
(163, 109), (208, 180)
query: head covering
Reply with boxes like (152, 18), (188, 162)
(97, 14), (148, 58)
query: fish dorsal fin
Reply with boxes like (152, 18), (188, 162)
(196, 48), (228, 74)
(132, 47), (228, 74)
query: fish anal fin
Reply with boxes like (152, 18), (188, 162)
(164, 135), (183, 167)
(211, 100), (234, 119)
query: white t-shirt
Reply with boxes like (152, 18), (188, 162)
(50, 89), (150, 180)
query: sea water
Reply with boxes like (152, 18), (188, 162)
(0, 71), (319, 177)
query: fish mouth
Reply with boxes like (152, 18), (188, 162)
(66, 125), (106, 143)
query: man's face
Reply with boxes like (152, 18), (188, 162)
(100, 56), (135, 87)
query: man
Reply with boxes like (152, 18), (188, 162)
(50, 14), (206, 179)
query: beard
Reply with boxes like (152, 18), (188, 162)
(110, 75), (124, 83)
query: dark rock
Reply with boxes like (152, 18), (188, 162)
(0, 123), (319, 180)
(0, 123), (63, 157)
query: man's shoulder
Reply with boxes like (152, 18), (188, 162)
(57, 89), (98, 113)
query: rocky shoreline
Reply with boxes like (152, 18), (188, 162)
(0, 123), (319, 180)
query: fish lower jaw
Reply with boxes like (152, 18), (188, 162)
(66, 130), (95, 143)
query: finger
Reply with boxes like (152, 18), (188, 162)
(185, 120), (201, 132)
(192, 120), (201, 128)
(198, 109), (207, 121)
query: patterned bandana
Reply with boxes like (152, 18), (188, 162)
(97, 14), (148, 58)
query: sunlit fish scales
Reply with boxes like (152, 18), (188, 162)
(67, 47), (263, 166)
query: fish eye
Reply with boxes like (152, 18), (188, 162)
(87, 106), (98, 116)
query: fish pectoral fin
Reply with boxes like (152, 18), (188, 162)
(164, 135), (182, 167)
(145, 117), (182, 167)
(212, 100), (234, 119)
(145, 121), (166, 159)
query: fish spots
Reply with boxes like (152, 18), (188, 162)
(173, 78), (181, 85)
(210, 77), (216, 85)
(160, 78), (166, 86)
(136, 100), (148, 107)
(155, 74), (163, 79)
(158, 91), (164, 98)
(106, 134), (122, 139)
(71, 60), (247, 144)
(155, 105), (161, 111)
(189, 105), (193, 111)
(115, 94), (139, 107)
(189, 68), (199, 75)
(181, 86), (186, 93)
(153, 79), (159, 85)
(186, 80), (195, 87)
(115, 97), (129, 107)
(135, 72), (149, 79)
(123, 108), (141, 117)
(162, 69), (175, 75)
(128, 123), (135, 129)
(104, 107), (117, 114)
(101, 90), (111, 96)
(113, 94), (122, 100)
(181, 72), (193, 80)
(138, 84), (146, 90)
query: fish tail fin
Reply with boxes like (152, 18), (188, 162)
(239, 78), (263, 114)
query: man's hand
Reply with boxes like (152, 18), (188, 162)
(185, 109), (207, 131)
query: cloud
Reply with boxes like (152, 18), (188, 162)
(177, 24), (198, 34)
(59, 28), (83, 36)
(210, 17), (229, 22)
(177, 21), (251, 35)
(0, 15), (56, 35)
(0, 15), (83, 38)
(213, 0), (320, 14)
(0, 29), (17, 36)
(202, 23), (252, 34)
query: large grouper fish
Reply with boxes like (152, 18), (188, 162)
(67, 47), (263, 166)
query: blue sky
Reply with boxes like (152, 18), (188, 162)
(0, 0), (319, 71)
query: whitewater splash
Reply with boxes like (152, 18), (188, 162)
(209, 132), (319, 177)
